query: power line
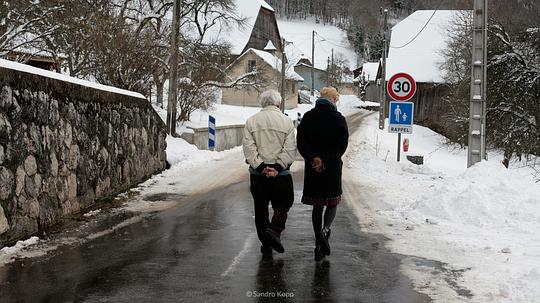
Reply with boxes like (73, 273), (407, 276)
(388, 0), (446, 50)
(314, 32), (351, 49)
(389, 9), (438, 49)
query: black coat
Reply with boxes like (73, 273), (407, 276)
(297, 99), (349, 198)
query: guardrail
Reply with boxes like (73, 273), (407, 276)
(180, 124), (245, 151)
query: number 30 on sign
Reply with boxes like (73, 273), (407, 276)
(387, 73), (417, 101)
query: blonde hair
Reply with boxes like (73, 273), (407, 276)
(320, 87), (339, 100)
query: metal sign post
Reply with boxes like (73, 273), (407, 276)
(387, 72), (416, 162)
(388, 101), (414, 161)
(379, 9), (389, 130)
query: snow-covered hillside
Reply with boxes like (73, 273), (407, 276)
(277, 18), (358, 70)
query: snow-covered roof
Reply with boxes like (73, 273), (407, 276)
(295, 55), (312, 66)
(243, 48), (303, 81)
(0, 59), (145, 99)
(202, 0), (275, 55)
(386, 10), (464, 83)
(278, 18), (358, 71)
(294, 62), (326, 73)
(362, 62), (380, 81)
(6, 48), (67, 61)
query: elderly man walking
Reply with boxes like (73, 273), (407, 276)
(243, 90), (297, 254)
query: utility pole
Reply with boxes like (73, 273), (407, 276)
(326, 57), (330, 86)
(379, 8), (389, 130)
(166, 0), (181, 135)
(331, 48), (334, 87)
(311, 30), (315, 96)
(280, 37), (287, 113)
(468, 0), (488, 167)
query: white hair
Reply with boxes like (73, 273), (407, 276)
(259, 90), (282, 107)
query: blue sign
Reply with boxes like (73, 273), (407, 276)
(388, 101), (414, 134)
(208, 115), (216, 149)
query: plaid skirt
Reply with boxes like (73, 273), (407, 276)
(301, 195), (342, 206)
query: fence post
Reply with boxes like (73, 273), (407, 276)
(209, 115), (216, 151)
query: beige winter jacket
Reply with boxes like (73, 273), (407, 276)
(242, 106), (297, 171)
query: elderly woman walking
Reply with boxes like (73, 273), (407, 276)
(297, 87), (349, 261)
(243, 90), (297, 254)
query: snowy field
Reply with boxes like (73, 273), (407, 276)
(346, 114), (540, 302)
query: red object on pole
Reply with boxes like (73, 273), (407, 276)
(403, 138), (409, 152)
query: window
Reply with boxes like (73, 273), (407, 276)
(248, 60), (256, 72)
(291, 82), (295, 94)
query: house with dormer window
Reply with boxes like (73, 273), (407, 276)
(206, 0), (302, 109)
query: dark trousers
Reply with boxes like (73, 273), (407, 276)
(250, 174), (294, 246)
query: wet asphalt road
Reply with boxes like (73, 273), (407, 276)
(0, 171), (430, 303)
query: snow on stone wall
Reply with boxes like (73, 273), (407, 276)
(0, 66), (167, 247)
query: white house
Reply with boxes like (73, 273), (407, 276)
(386, 10), (463, 130)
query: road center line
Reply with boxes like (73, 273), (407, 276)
(221, 233), (255, 277)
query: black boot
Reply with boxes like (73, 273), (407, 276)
(265, 228), (284, 253)
(320, 228), (331, 256)
(314, 234), (325, 261)
(314, 244), (324, 261)
(260, 245), (273, 255)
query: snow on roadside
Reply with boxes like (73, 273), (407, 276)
(0, 237), (41, 264)
(346, 114), (540, 302)
(121, 135), (244, 213)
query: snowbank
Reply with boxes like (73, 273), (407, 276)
(416, 161), (540, 228)
(0, 237), (40, 264)
(347, 114), (540, 302)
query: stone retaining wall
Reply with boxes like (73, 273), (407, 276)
(0, 66), (167, 246)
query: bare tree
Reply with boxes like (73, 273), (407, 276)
(174, 40), (261, 122)
(0, 0), (62, 57)
(2, 0), (263, 123)
(441, 8), (540, 168)
(325, 53), (350, 88)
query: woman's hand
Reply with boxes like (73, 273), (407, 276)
(311, 157), (325, 173)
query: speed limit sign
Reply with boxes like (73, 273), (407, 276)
(387, 73), (417, 101)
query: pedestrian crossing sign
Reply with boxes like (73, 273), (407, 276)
(388, 101), (414, 134)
